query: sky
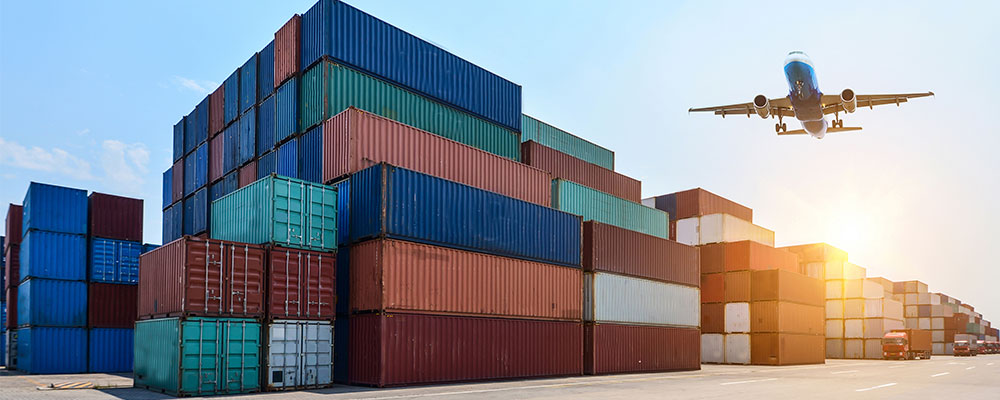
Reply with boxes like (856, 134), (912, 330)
(1, 1), (998, 319)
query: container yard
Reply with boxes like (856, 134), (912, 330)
(1, 1), (998, 399)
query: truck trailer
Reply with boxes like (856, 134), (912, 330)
(882, 329), (932, 360)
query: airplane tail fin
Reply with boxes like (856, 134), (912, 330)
(778, 126), (862, 136)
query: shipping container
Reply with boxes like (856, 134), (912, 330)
(277, 139), (298, 178)
(6, 203), (23, 246)
(239, 109), (257, 165)
(183, 150), (196, 196)
(225, 70), (240, 125)
(211, 174), (337, 251)
(298, 125), (323, 183)
(210, 84), (224, 136)
(299, 61), (325, 131)
(4, 242), (20, 289)
(138, 237), (265, 319)
(258, 150), (277, 180)
(522, 141), (637, 201)
(584, 272), (699, 327)
(676, 213), (775, 247)
(702, 302), (725, 333)
(241, 54), (257, 113)
(750, 301), (824, 335)
(826, 319), (844, 338)
(750, 269), (825, 307)
(750, 333), (825, 365)
(259, 40), (275, 99)
(4, 287), (15, 329)
(173, 118), (184, 162)
(826, 261), (866, 280)
(725, 333), (751, 364)
(350, 164), (581, 267)
(582, 221), (698, 286)
(644, 188), (753, 223)
(18, 278), (86, 327)
(88, 328), (133, 372)
(20, 230), (86, 281)
(88, 193), (143, 242)
(725, 271), (750, 302)
(209, 133), (224, 182)
(88, 283), (137, 328)
(275, 15), (300, 88)
(22, 182), (88, 235)
(699, 241), (798, 274)
(351, 238), (581, 320)
(553, 179), (668, 239)
(258, 95), (276, 154)
(323, 108), (551, 205)
(701, 273), (723, 303)
(725, 302), (750, 333)
(584, 323), (699, 375)
(276, 78), (299, 143)
(5, 329), (15, 368)
(349, 313), (581, 387)
(162, 168), (172, 211)
(265, 320), (332, 390)
(701, 334), (724, 363)
(17, 327), (86, 374)
(172, 159), (184, 203)
(194, 143), (209, 193)
(224, 123), (239, 174)
(88, 237), (141, 284)
(780, 243), (848, 263)
(184, 99), (209, 155)
(134, 317), (261, 396)
(182, 188), (208, 236)
(239, 160), (257, 188)
(300, 0), (521, 132)
(333, 179), (350, 247)
(520, 115), (613, 170)
(268, 246), (336, 320)
(161, 203), (181, 244)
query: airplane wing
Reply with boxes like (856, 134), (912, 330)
(689, 97), (796, 118)
(778, 126), (863, 135)
(821, 92), (934, 115)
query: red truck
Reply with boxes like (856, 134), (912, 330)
(954, 340), (974, 356)
(882, 329), (932, 360)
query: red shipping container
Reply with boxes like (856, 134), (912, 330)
(701, 273), (724, 303)
(349, 313), (583, 387)
(88, 192), (143, 242)
(701, 302), (724, 333)
(700, 241), (799, 274)
(350, 238), (581, 320)
(88, 283), (137, 328)
(647, 188), (752, 222)
(268, 246), (336, 320)
(4, 243), (19, 289)
(274, 15), (300, 88)
(171, 159), (184, 203)
(209, 133), (224, 183)
(521, 141), (640, 202)
(239, 160), (257, 188)
(209, 84), (224, 136)
(323, 107), (551, 206)
(138, 236), (266, 319)
(5, 203), (22, 245)
(582, 221), (698, 286)
(584, 323), (700, 375)
(4, 286), (16, 329)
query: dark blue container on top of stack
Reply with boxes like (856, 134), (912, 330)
(88, 238), (141, 284)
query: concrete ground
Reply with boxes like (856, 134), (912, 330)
(1, 355), (997, 399)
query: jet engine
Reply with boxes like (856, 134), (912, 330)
(841, 89), (856, 113)
(753, 95), (769, 118)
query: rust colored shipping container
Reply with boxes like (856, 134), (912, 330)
(350, 238), (581, 320)
(946, 314), (969, 330)
(750, 269), (824, 307)
(5, 286), (16, 328)
(584, 323), (700, 375)
(88, 193), (143, 242)
(521, 141), (640, 202)
(582, 221), (698, 286)
(5, 203), (23, 245)
(725, 271), (750, 302)
(779, 243), (847, 263)
(651, 188), (752, 222)
(210, 84), (224, 136)
(171, 159), (184, 203)
(749, 301), (824, 335)
(138, 236), (266, 319)
(268, 246), (336, 320)
(942, 329), (956, 342)
(700, 241), (798, 274)
(88, 283), (138, 328)
(323, 108), (551, 206)
(239, 160), (257, 188)
(274, 15), (300, 88)
(701, 273), (724, 304)
(702, 302), (724, 333)
(209, 133), (224, 182)
(4, 243), (19, 289)
(750, 333), (825, 366)
(349, 313), (583, 387)
(700, 243), (724, 274)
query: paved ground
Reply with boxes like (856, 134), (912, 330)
(1, 355), (997, 399)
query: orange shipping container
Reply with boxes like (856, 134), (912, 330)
(701, 273), (724, 304)
(750, 269), (825, 307)
(751, 333), (825, 365)
(700, 241), (798, 274)
(702, 302), (725, 333)
(725, 271), (750, 303)
(750, 301), (824, 335)
(779, 243), (847, 263)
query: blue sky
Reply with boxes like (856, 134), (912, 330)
(2, 1), (998, 319)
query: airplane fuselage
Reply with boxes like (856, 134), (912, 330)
(783, 52), (827, 137)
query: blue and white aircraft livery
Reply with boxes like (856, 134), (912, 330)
(689, 51), (933, 139)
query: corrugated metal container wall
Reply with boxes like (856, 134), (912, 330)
(265, 320), (333, 390)
(750, 301), (824, 335)
(584, 272), (700, 327)
(20, 230), (87, 281)
(725, 271), (750, 302)
(350, 238), (582, 320)
(322, 108), (550, 206)
(275, 15), (300, 88)
(5, 244), (20, 289)
(88, 193), (143, 241)
(276, 78), (299, 143)
(240, 54), (257, 113)
(17, 327), (86, 374)
(5, 287), (15, 328)
(88, 328), (133, 372)
(702, 302), (724, 333)
(138, 237), (265, 319)
(259, 40), (275, 99)
(349, 164), (581, 267)
(751, 333), (825, 366)
(88, 238), (141, 284)
(334, 179), (350, 247)
(750, 269), (825, 306)
(210, 84), (224, 136)
(521, 141), (638, 201)
(193, 144), (209, 194)
(134, 317), (261, 396)
(257, 95), (276, 155)
(521, 115), (614, 170)
(349, 313), (582, 387)
(552, 179), (669, 239)
(161, 204), (179, 243)
(195, 97), (209, 148)
(190, 188), (208, 235)
(224, 123), (239, 174)
(6, 203), (23, 245)
(209, 133), (224, 182)
(224, 70), (240, 125)
(648, 188), (754, 222)
(88, 283), (137, 328)
(211, 175), (337, 251)
(701, 273), (723, 303)
(277, 137), (298, 178)
(162, 168), (172, 210)
(239, 109), (257, 165)
(584, 324), (700, 375)
(582, 221), (698, 286)
(239, 161), (257, 188)
(300, 0), (521, 132)
(699, 241), (798, 274)
(320, 62), (519, 161)
(298, 125), (323, 183)
(258, 151), (277, 180)
(268, 247), (335, 320)
(173, 118), (184, 162)
(18, 278), (87, 326)
(300, 62), (326, 131)
(171, 159), (184, 203)
(183, 151), (196, 196)
(22, 182), (88, 235)
(676, 214), (775, 247)
(184, 109), (197, 154)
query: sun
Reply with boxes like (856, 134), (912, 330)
(825, 209), (877, 260)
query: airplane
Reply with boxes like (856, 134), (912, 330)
(688, 51), (933, 139)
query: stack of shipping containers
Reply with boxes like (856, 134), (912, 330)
(931, 293), (961, 355)
(3, 204), (21, 368)
(816, 259), (904, 359)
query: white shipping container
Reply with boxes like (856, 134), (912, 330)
(918, 318), (931, 330)
(266, 320), (333, 390)
(862, 279), (884, 299)
(863, 299), (884, 318)
(825, 281), (843, 299)
(884, 299), (904, 320)
(891, 293), (905, 303)
(864, 318), (903, 339)
(904, 293), (918, 304)
(843, 280), (863, 298)
(845, 339), (864, 359)
(932, 330), (945, 342)
(918, 293), (931, 304)
(701, 334), (725, 363)
(932, 343), (945, 355)
(725, 302), (750, 333)
(725, 334), (750, 365)
(584, 272), (700, 327)
(826, 300), (844, 319)
(844, 299), (865, 319)
(929, 293), (941, 305)
(826, 319), (844, 338)
(905, 318), (918, 329)
(826, 338), (844, 358)
(945, 343), (954, 355)
(932, 318), (944, 330)
(905, 305), (918, 318)
(864, 339), (882, 359)
(675, 213), (774, 247)
(845, 319), (864, 338)
(802, 263), (823, 280)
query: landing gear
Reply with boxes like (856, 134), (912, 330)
(775, 116), (787, 133)
(832, 112), (844, 128)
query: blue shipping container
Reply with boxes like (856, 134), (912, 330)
(17, 327), (87, 374)
(257, 95), (276, 154)
(141, 243), (160, 254)
(259, 40), (275, 99)
(0, 324), (5, 367)
(241, 54), (258, 113)
(184, 109), (197, 154)
(183, 151), (196, 196)
(193, 188), (208, 235)
(20, 230), (87, 281)
(257, 150), (276, 179)
(195, 97), (209, 147)
(173, 117), (185, 162)
(22, 182), (88, 235)
(333, 179), (350, 247)
(162, 203), (182, 244)
(162, 168), (172, 210)
(18, 278), (87, 327)
(333, 311), (348, 382)
(209, 179), (226, 204)
(277, 140), (298, 179)
(239, 107), (256, 165)
(225, 70), (240, 125)
(300, 0), (521, 132)
(195, 142), (208, 191)
(349, 164), (582, 267)
(298, 125), (322, 184)
(88, 328), (133, 373)
(183, 196), (194, 236)
(89, 238), (141, 284)
(223, 123), (239, 174)
(335, 250), (349, 315)
(276, 78), (298, 143)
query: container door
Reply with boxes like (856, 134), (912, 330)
(223, 319), (260, 393)
(272, 251), (304, 317)
(302, 321), (333, 387)
(180, 319), (221, 395)
(227, 243), (264, 315)
(305, 184), (337, 250)
(268, 322), (299, 388)
(274, 178), (307, 247)
(200, 241), (227, 314)
(121, 241), (141, 283)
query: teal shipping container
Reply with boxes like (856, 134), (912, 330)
(552, 179), (669, 239)
(134, 317), (260, 396)
(522, 115), (614, 170)
(210, 174), (337, 251)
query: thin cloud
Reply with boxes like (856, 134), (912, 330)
(0, 137), (93, 180)
(100, 139), (150, 196)
(173, 76), (217, 95)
